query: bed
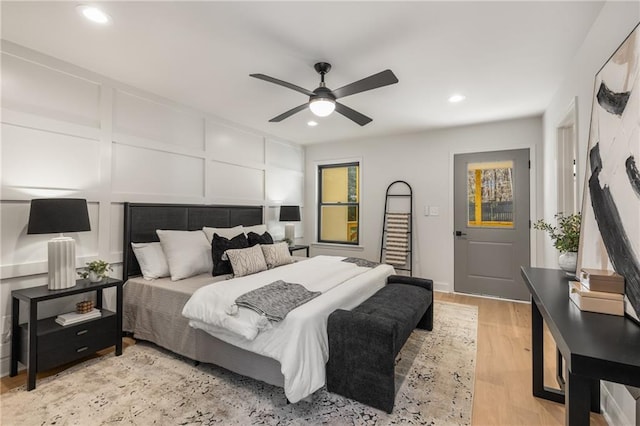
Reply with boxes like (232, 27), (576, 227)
(122, 202), (394, 402)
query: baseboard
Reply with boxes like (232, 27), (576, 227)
(434, 289), (529, 304)
(432, 281), (450, 293)
(0, 356), (19, 378)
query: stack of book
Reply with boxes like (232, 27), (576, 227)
(55, 308), (102, 326)
(569, 268), (625, 316)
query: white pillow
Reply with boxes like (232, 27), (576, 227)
(243, 224), (268, 236)
(202, 225), (244, 244)
(157, 230), (213, 281)
(131, 242), (170, 280)
(261, 242), (294, 269)
(225, 244), (268, 277)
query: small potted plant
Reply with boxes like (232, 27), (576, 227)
(78, 260), (113, 283)
(533, 213), (581, 273)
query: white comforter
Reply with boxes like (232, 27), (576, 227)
(182, 255), (394, 402)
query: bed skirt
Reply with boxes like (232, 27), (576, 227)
(123, 275), (285, 387)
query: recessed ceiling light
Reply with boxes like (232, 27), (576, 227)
(448, 94), (466, 103)
(307, 121), (318, 127)
(77, 5), (111, 24)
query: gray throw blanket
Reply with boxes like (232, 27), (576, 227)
(235, 280), (321, 322)
(342, 257), (381, 268)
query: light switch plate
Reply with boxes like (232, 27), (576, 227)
(424, 205), (430, 216)
(429, 206), (439, 216)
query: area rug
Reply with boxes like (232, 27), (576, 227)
(1, 301), (477, 425)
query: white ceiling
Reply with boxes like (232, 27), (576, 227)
(1, 1), (603, 145)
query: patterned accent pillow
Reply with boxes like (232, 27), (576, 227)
(226, 244), (268, 277)
(261, 242), (294, 269)
(212, 233), (249, 276)
(247, 231), (274, 247)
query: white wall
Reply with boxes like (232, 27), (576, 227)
(305, 116), (541, 293)
(542, 3), (640, 425)
(541, 2), (639, 267)
(0, 41), (304, 376)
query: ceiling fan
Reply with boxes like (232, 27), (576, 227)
(250, 62), (398, 126)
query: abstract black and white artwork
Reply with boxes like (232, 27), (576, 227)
(578, 24), (640, 322)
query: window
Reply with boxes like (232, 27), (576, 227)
(467, 161), (514, 228)
(318, 162), (359, 244)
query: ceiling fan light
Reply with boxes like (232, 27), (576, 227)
(77, 5), (111, 24)
(309, 99), (335, 117)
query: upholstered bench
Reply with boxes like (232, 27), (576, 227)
(326, 274), (433, 413)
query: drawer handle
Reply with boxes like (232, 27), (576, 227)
(76, 346), (89, 353)
(76, 330), (88, 336)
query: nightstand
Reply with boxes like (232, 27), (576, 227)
(10, 277), (123, 390)
(288, 245), (309, 257)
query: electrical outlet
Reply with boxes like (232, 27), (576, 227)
(429, 206), (440, 216)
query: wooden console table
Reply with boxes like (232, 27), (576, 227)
(521, 267), (640, 426)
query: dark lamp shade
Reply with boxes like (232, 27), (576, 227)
(27, 198), (91, 234)
(279, 205), (301, 222)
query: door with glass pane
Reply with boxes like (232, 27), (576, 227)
(453, 149), (530, 300)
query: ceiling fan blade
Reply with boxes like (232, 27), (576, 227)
(250, 73), (315, 97)
(334, 102), (372, 126)
(332, 69), (399, 99)
(269, 104), (308, 122)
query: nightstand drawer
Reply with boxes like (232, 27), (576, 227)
(37, 326), (117, 371)
(19, 312), (118, 371)
(39, 313), (116, 349)
(38, 313), (117, 372)
(36, 331), (116, 371)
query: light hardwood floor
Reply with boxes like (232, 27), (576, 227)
(2, 293), (608, 425)
(436, 292), (607, 426)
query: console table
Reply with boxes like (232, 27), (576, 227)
(521, 267), (640, 426)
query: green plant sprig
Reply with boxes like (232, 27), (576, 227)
(533, 213), (581, 253)
(78, 260), (113, 279)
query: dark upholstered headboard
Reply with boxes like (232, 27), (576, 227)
(123, 203), (263, 281)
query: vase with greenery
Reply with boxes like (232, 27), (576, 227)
(78, 260), (112, 282)
(533, 213), (581, 273)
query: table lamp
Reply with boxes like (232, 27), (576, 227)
(279, 205), (300, 246)
(27, 198), (91, 290)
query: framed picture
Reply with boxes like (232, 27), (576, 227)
(577, 23), (640, 322)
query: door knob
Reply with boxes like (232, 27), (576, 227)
(454, 231), (467, 236)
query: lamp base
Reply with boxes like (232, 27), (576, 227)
(48, 236), (77, 290)
(284, 223), (295, 246)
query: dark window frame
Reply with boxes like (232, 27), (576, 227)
(317, 162), (360, 245)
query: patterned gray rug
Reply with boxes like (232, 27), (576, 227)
(1, 301), (477, 425)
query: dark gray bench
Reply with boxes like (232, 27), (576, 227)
(326, 274), (433, 413)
